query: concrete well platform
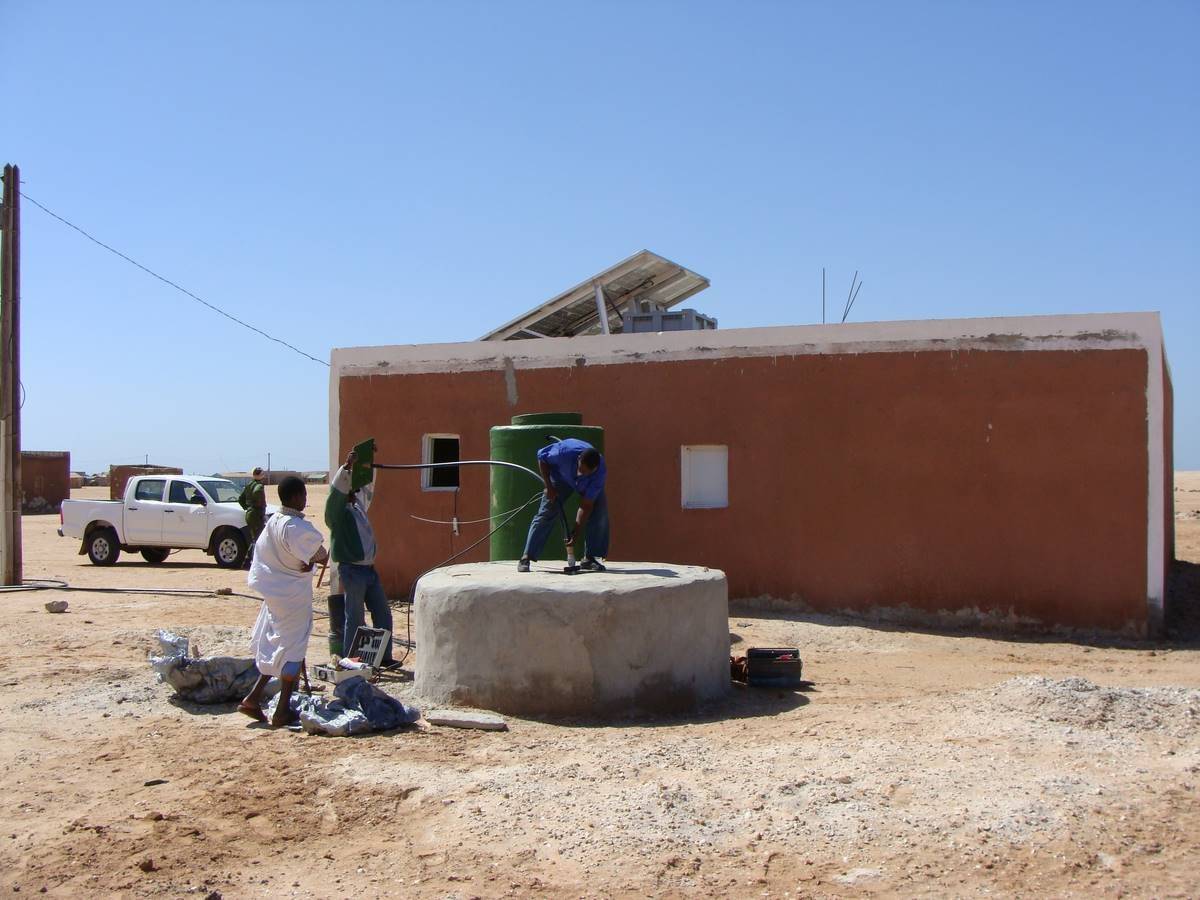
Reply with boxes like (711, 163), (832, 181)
(414, 561), (730, 717)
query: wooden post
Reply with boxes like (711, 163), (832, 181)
(0, 164), (23, 585)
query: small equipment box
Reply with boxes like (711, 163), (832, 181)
(313, 626), (391, 686)
(746, 647), (803, 688)
(346, 626), (391, 666)
(311, 662), (364, 685)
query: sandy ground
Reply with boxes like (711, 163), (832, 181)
(0, 482), (1197, 898)
(1174, 470), (1200, 560)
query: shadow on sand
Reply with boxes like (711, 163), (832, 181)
(515, 680), (814, 731)
(729, 559), (1200, 652)
(166, 696), (240, 717)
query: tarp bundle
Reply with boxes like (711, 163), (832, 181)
(149, 629), (266, 704)
(274, 675), (421, 736)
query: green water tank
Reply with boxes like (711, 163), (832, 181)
(489, 412), (605, 561)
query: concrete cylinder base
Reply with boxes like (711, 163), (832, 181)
(414, 561), (730, 718)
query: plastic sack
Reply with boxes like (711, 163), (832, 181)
(148, 628), (267, 704)
(271, 675), (421, 736)
(148, 630), (191, 677)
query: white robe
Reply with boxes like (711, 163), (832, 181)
(247, 508), (325, 677)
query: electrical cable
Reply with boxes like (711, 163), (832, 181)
(19, 190), (329, 367)
(409, 492), (542, 527)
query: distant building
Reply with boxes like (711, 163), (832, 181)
(220, 470), (303, 489)
(109, 465), (183, 500)
(21, 451), (70, 513)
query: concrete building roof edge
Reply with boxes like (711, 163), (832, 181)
(332, 311), (1163, 376)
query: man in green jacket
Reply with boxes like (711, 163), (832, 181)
(238, 467), (267, 567)
(325, 448), (393, 666)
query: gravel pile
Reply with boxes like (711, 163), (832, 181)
(989, 676), (1200, 737)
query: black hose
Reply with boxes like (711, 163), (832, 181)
(0, 579), (69, 592)
(0, 579), (261, 601)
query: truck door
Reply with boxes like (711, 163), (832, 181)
(163, 480), (210, 546)
(125, 478), (167, 544)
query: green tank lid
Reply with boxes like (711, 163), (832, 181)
(510, 412), (583, 426)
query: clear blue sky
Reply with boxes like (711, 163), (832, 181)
(6, 1), (1198, 473)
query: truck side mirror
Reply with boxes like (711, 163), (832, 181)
(191, 494), (207, 506)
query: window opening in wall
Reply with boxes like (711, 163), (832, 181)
(422, 434), (461, 490)
(681, 445), (728, 509)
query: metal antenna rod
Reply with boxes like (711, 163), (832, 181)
(842, 279), (864, 323)
(842, 270), (858, 322)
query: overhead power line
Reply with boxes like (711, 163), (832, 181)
(19, 190), (329, 367)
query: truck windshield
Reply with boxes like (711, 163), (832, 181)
(198, 479), (241, 504)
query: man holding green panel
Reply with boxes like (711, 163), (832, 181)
(325, 444), (394, 666)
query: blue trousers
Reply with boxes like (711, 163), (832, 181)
(338, 562), (394, 665)
(522, 485), (610, 560)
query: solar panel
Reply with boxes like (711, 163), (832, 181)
(479, 249), (710, 341)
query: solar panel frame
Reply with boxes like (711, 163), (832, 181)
(478, 249), (710, 341)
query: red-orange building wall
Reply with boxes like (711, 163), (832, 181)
(337, 345), (1162, 634)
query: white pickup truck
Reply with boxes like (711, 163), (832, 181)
(59, 474), (253, 568)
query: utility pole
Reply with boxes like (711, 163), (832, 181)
(1, 164), (23, 585)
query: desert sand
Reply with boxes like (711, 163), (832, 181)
(0, 482), (1196, 897)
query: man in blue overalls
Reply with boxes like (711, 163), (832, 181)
(517, 438), (609, 573)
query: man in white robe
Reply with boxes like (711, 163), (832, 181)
(238, 475), (328, 726)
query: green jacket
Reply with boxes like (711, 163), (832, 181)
(239, 480), (266, 526)
(325, 465), (377, 565)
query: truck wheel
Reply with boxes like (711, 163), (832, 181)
(87, 528), (121, 566)
(213, 529), (247, 569)
(141, 548), (170, 564)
